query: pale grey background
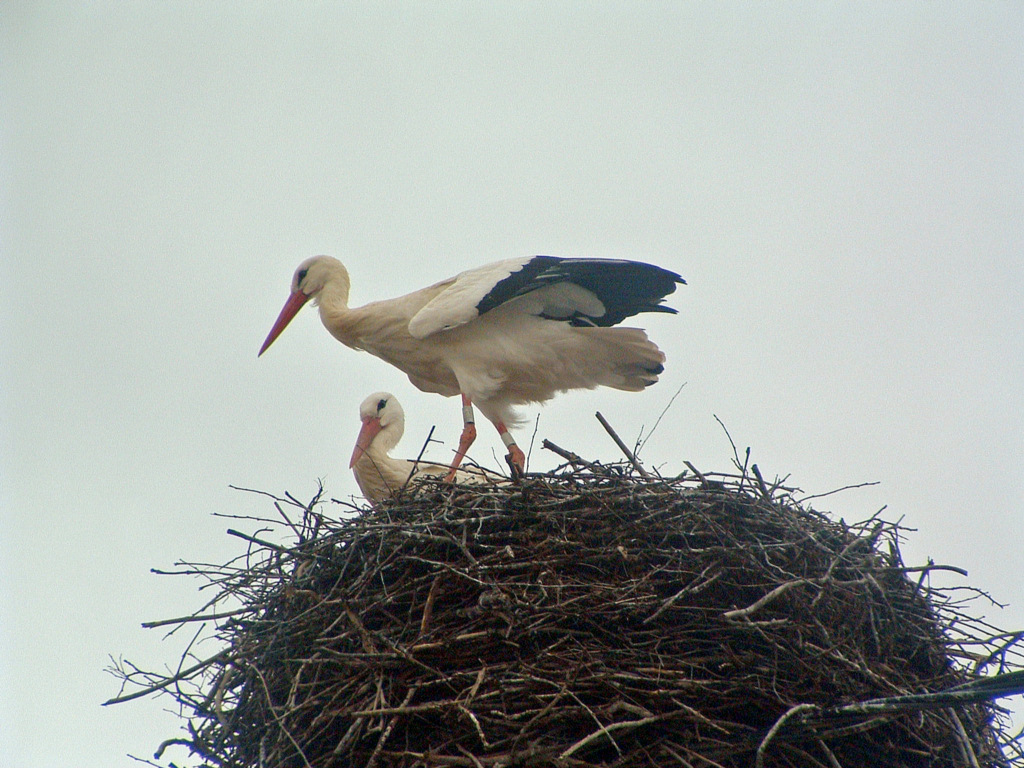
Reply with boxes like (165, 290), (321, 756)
(2, 3), (1022, 766)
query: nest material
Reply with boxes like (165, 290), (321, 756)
(115, 463), (1023, 768)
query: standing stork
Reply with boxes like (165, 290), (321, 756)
(260, 254), (684, 477)
(350, 391), (501, 503)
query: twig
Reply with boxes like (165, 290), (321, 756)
(751, 463), (770, 500)
(350, 699), (462, 718)
(816, 739), (842, 768)
(459, 705), (492, 749)
(713, 414), (743, 475)
(723, 579), (808, 620)
(973, 630), (1024, 673)
(541, 439), (603, 472)
(893, 564), (969, 578)
(596, 411), (651, 478)
(152, 738), (193, 760)
(419, 575), (443, 636)
(527, 413), (540, 469)
(756, 703), (819, 768)
(643, 566), (721, 625)
(141, 606), (254, 628)
(683, 460), (708, 487)
(226, 528), (290, 553)
(823, 669), (1024, 714)
(249, 665), (314, 768)
(407, 425), (438, 486)
(949, 709), (982, 768)
(560, 713), (668, 759)
(366, 686), (418, 768)
(797, 481), (881, 503)
(638, 381), (687, 454)
(228, 485), (309, 508)
(104, 650), (229, 705)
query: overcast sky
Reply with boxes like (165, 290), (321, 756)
(3, 3), (1023, 767)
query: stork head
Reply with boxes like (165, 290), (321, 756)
(259, 256), (349, 356)
(350, 392), (405, 467)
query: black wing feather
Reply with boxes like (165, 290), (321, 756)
(475, 255), (685, 326)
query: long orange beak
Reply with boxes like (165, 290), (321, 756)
(349, 417), (383, 467)
(259, 291), (310, 356)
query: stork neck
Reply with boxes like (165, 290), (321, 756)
(355, 437), (407, 482)
(315, 266), (355, 342)
(317, 270), (351, 312)
(370, 423), (403, 459)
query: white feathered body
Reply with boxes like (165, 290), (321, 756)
(316, 257), (670, 427)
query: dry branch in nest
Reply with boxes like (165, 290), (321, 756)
(109, 452), (1024, 768)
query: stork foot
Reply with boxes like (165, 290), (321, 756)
(505, 445), (526, 479)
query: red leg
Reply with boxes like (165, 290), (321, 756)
(497, 421), (525, 475)
(445, 394), (477, 481)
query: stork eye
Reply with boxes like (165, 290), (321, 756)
(297, 268), (309, 285)
(377, 399), (387, 412)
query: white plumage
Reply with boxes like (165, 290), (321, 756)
(349, 392), (500, 503)
(261, 254), (684, 476)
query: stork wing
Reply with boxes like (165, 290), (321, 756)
(408, 255), (685, 339)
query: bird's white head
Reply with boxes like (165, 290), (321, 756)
(350, 392), (405, 467)
(290, 255), (347, 300)
(259, 256), (349, 356)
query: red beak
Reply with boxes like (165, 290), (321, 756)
(259, 291), (310, 356)
(349, 417), (383, 467)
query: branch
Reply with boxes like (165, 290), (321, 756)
(596, 411), (651, 478)
(104, 650), (229, 705)
(141, 606), (255, 628)
(541, 439), (604, 472)
(723, 580), (808, 620)
(560, 713), (668, 759)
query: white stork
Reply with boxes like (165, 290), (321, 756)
(350, 391), (501, 502)
(260, 254), (684, 477)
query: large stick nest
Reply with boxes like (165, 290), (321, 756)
(112, 460), (1024, 768)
